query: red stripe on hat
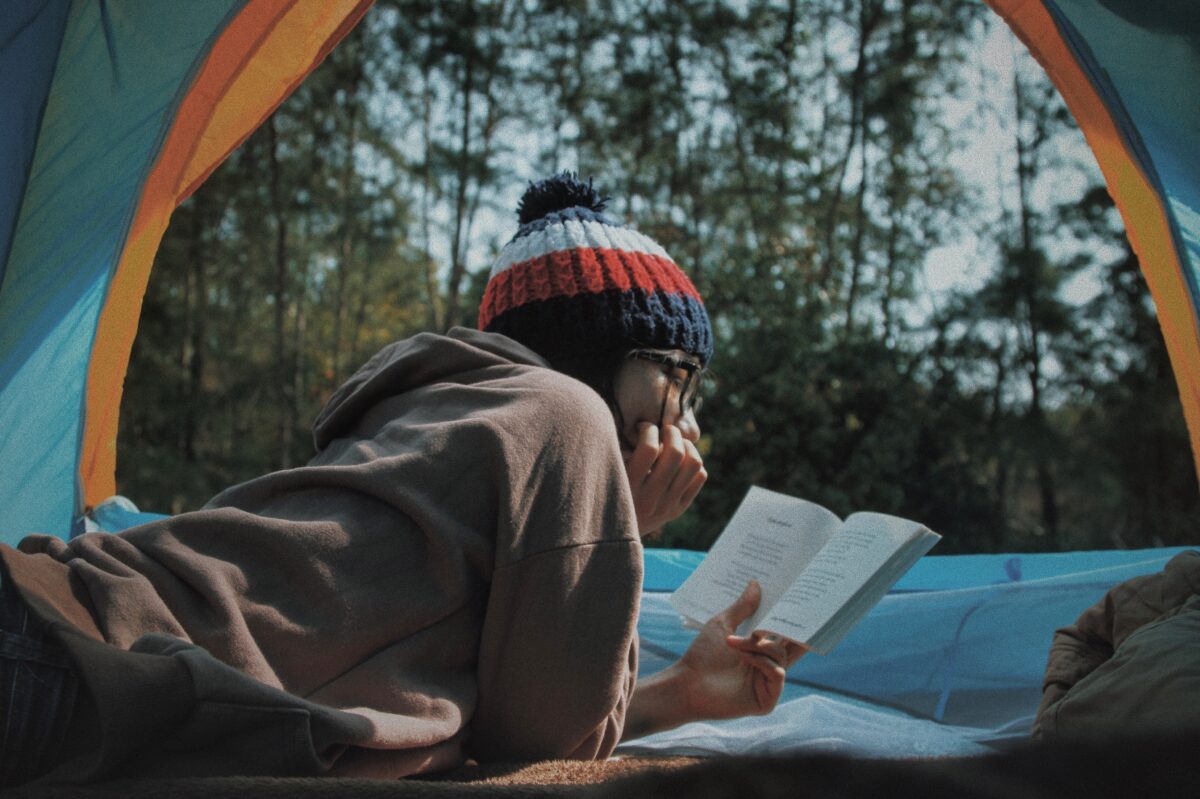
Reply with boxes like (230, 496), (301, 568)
(478, 248), (703, 330)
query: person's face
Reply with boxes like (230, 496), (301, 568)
(611, 349), (703, 458)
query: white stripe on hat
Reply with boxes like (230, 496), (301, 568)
(489, 218), (672, 279)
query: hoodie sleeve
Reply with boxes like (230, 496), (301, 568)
(468, 542), (641, 762)
(466, 371), (643, 762)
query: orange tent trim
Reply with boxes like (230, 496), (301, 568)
(80, 0), (373, 507)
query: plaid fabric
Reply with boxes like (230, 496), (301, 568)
(0, 558), (78, 787)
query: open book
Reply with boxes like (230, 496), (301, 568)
(671, 486), (941, 655)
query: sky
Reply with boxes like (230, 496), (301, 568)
(372, 8), (1126, 332)
(918, 18), (1116, 308)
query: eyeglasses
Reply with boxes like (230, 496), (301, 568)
(626, 350), (706, 419)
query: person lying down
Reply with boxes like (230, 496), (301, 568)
(0, 173), (804, 787)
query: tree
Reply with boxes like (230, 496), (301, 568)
(118, 1), (1198, 555)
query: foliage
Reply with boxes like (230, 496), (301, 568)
(119, 1), (1198, 550)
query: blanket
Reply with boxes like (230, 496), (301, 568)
(11, 731), (1199, 799)
(1036, 550), (1200, 737)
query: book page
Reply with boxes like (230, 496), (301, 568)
(670, 487), (842, 634)
(759, 512), (926, 646)
(802, 527), (940, 654)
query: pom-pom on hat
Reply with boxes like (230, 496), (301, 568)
(478, 172), (713, 367)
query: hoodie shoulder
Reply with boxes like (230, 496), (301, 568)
(312, 330), (595, 451)
(502, 363), (615, 434)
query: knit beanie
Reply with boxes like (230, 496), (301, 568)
(477, 172), (714, 368)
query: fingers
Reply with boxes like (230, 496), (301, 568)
(625, 425), (661, 531)
(726, 630), (807, 668)
(717, 580), (762, 629)
(664, 438), (705, 506)
(624, 423), (660, 487)
(625, 423), (706, 535)
(727, 631), (785, 665)
(678, 463), (707, 510)
(783, 641), (808, 667)
(642, 425), (686, 499)
(736, 649), (787, 682)
(733, 649), (787, 714)
(751, 659), (786, 713)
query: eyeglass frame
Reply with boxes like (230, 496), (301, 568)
(625, 349), (706, 424)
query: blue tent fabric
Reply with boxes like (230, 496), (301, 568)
(642, 548), (706, 591)
(642, 545), (1179, 594)
(0, 1), (372, 544)
(85, 495), (168, 532)
(0, 0), (70, 291)
(0, 1), (248, 542)
(627, 546), (1194, 757)
(1045, 0), (1200, 294)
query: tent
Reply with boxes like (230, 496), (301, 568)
(2, 0), (1198, 542)
(1, 0), (1198, 543)
(0, 0), (1197, 758)
(83, 499), (1198, 756)
(627, 1), (1200, 750)
(625, 544), (1194, 756)
(0, 0), (371, 540)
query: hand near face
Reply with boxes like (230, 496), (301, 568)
(678, 580), (807, 719)
(623, 422), (706, 537)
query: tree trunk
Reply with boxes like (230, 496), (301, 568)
(183, 198), (208, 463)
(331, 38), (363, 387)
(844, 123), (869, 338)
(443, 39), (475, 330)
(715, 41), (764, 250)
(349, 266), (371, 367)
(460, 65), (499, 284)
(775, 0), (798, 199)
(420, 69), (443, 331)
(818, 0), (879, 291)
(988, 343), (1011, 549)
(266, 116), (294, 469)
(881, 195), (899, 341)
(1012, 65), (1059, 546)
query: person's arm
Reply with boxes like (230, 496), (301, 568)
(621, 423), (804, 740)
(468, 376), (644, 763)
(623, 581), (807, 741)
(470, 542), (641, 760)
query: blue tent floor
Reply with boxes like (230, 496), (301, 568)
(632, 544), (1193, 757)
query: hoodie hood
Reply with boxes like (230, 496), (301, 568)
(311, 327), (549, 451)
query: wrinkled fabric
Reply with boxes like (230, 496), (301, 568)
(0, 328), (642, 781)
(0, 559), (79, 787)
(1034, 550), (1200, 738)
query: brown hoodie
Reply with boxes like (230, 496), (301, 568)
(1, 328), (642, 781)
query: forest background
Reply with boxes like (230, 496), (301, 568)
(118, 0), (1200, 553)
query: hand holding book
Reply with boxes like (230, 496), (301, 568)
(625, 578), (807, 738)
(671, 487), (941, 655)
(627, 486), (938, 738)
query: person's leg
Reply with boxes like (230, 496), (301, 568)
(0, 559), (79, 787)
